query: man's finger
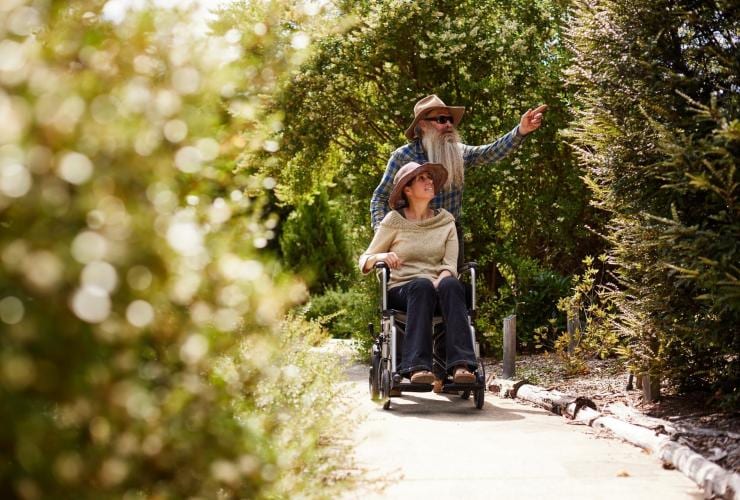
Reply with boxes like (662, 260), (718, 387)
(532, 104), (548, 114)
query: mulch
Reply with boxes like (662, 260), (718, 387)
(482, 353), (740, 473)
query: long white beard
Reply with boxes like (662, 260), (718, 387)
(422, 128), (464, 190)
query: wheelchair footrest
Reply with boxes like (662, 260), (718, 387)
(442, 382), (485, 391)
(394, 382), (433, 392)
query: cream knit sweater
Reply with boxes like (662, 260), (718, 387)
(359, 208), (458, 289)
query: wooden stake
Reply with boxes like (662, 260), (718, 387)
(566, 312), (581, 355)
(503, 315), (516, 379)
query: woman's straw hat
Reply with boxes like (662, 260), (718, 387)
(389, 161), (448, 209)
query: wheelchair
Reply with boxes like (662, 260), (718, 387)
(368, 261), (485, 410)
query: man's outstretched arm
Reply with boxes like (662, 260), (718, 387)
(464, 104), (548, 167)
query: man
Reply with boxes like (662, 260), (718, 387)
(370, 94), (547, 259)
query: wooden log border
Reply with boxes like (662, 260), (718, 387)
(489, 378), (740, 500)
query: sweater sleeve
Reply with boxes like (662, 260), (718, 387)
(358, 222), (397, 274)
(440, 223), (458, 277)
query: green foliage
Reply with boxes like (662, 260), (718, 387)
(221, 312), (352, 497)
(304, 278), (378, 356)
(260, 0), (602, 356)
(279, 188), (354, 293)
(0, 1), (352, 497)
(476, 254), (570, 354)
(565, 0), (739, 398)
(652, 102), (740, 315)
(533, 255), (621, 376)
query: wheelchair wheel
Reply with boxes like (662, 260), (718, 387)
(381, 369), (391, 410)
(369, 346), (381, 401)
(473, 362), (486, 409)
(474, 388), (485, 409)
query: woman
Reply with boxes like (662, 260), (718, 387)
(359, 161), (477, 385)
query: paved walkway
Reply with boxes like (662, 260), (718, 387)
(341, 363), (703, 500)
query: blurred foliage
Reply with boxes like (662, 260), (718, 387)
(257, 0), (601, 344)
(0, 0), (353, 497)
(565, 0), (739, 401)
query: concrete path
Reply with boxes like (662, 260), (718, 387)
(341, 363), (703, 500)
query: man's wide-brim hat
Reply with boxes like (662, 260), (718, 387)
(389, 161), (448, 209)
(405, 94), (465, 140)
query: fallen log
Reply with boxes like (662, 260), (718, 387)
(490, 380), (740, 499)
(607, 402), (740, 443)
(514, 383), (597, 419)
(487, 378), (529, 399)
(605, 402), (678, 434)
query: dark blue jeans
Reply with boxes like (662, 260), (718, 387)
(388, 276), (477, 377)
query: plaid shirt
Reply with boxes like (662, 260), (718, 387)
(370, 125), (525, 230)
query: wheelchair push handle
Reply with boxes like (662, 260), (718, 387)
(458, 261), (478, 275)
(458, 261), (477, 311)
(374, 261), (390, 311)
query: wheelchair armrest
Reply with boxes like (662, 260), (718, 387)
(457, 261), (477, 311)
(374, 260), (390, 271)
(458, 261), (478, 276)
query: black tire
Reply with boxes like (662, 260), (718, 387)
(381, 369), (391, 410)
(474, 361), (486, 409)
(476, 361), (486, 384)
(474, 388), (485, 409)
(369, 346), (381, 401)
(369, 370), (380, 401)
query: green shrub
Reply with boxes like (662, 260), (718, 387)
(475, 254), (570, 355)
(305, 278), (378, 358)
(219, 312), (354, 498)
(279, 189), (354, 293)
(532, 255), (622, 376)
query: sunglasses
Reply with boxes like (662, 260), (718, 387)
(423, 115), (454, 125)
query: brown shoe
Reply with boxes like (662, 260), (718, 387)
(453, 366), (476, 384)
(410, 370), (434, 384)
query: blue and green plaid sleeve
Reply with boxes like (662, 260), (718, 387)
(463, 126), (524, 167)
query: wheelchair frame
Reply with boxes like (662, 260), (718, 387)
(368, 261), (486, 410)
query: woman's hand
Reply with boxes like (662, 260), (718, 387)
(432, 270), (452, 289)
(377, 252), (402, 270)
